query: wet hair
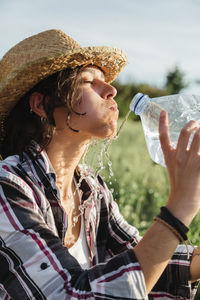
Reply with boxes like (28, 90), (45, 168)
(0, 66), (83, 159)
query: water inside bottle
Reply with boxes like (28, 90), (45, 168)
(143, 129), (165, 166)
(130, 93), (200, 167)
(143, 127), (195, 167)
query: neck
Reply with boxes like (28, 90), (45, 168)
(46, 129), (90, 202)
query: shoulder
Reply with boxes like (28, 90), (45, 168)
(0, 154), (21, 180)
(0, 154), (35, 199)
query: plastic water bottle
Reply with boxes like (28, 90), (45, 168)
(130, 93), (200, 167)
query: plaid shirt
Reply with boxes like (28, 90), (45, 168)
(0, 145), (198, 299)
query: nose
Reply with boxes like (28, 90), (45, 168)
(101, 82), (117, 100)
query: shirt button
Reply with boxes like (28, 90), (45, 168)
(40, 262), (48, 270)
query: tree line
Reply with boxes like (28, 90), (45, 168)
(113, 66), (188, 121)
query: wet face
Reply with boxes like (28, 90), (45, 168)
(59, 66), (119, 139)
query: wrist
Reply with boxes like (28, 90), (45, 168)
(154, 207), (191, 259)
(166, 202), (194, 227)
(156, 206), (189, 241)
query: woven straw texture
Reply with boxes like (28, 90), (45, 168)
(0, 29), (127, 115)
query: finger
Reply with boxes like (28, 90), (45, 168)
(189, 127), (200, 154)
(159, 111), (171, 152)
(176, 120), (199, 153)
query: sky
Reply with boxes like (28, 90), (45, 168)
(0, 0), (200, 94)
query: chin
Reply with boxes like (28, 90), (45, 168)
(107, 130), (117, 139)
(88, 121), (118, 140)
(106, 122), (118, 138)
(91, 130), (114, 140)
(102, 126), (117, 139)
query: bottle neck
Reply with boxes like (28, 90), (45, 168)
(134, 94), (150, 115)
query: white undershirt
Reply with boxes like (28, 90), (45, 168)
(68, 215), (90, 269)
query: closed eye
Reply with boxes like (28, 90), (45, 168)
(84, 80), (93, 84)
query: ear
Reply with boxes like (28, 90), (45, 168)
(29, 92), (47, 118)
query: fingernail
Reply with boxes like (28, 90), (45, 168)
(160, 111), (165, 117)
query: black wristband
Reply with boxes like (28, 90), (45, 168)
(157, 206), (189, 241)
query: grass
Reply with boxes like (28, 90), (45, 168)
(85, 118), (200, 242)
(85, 117), (200, 298)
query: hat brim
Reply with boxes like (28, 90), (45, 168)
(0, 46), (127, 114)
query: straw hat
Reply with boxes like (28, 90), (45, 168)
(0, 29), (127, 116)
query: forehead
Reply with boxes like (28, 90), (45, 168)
(80, 66), (105, 80)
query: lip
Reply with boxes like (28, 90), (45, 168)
(109, 105), (118, 112)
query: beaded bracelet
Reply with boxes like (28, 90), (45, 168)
(153, 217), (184, 242)
(153, 216), (191, 259)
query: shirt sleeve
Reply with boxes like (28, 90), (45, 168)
(0, 173), (148, 299)
(103, 182), (199, 299)
(150, 244), (199, 300)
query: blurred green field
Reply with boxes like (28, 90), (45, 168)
(87, 118), (200, 243)
(85, 118), (200, 297)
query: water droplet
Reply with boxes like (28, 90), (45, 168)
(72, 216), (78, 224)
(78, 205), (84, 212)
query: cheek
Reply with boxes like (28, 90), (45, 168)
(72, 96), (118, 137)
(73, 96), (95, 116)
(77, 100), (104, 121)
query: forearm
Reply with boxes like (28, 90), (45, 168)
(190, 246), (200, 282)
(132, 107), (200, 295)
(133, 220), (179, 294)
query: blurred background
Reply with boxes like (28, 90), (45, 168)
(1, 1), (200, 296)
(0, 0), (200, 94)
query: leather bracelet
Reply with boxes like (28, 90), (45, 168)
(157, 206), (189, 241)
(153, 216), (191, 259)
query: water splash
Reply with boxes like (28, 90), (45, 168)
(79, 109), (132, 198)
(98, 109), (132, 180)
(71, 110), (132, 230)
(116, 110), (131, 138)
(94, 138), (113, 178)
